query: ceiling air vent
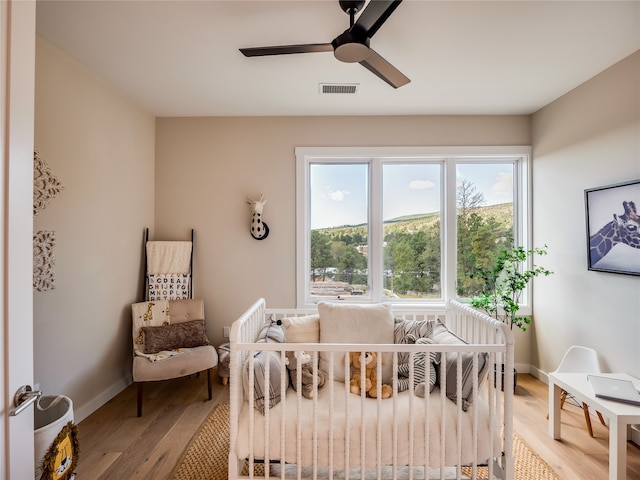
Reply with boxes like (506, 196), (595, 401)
(319, 83), (359, 94)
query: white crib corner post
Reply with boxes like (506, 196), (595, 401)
(505, 453), (515, 480)
(228, 453), (239, 479)
(228, 325), (240, 480)
(500, 319), (515, 480)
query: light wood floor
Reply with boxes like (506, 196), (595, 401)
(74, 373), (640, 479)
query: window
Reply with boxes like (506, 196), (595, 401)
(296, 147), (531, 310)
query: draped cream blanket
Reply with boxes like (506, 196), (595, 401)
(236, 380), (499, 469)
(146, 241), (192, 274)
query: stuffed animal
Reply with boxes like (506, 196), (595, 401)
(349, 351), (392, 399)
(285, 350), (327, 399)
(397, 335), (440, 397)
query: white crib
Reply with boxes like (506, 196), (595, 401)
(228, 299), (514, 480)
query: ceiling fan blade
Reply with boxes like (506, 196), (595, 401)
(359, 48), (410, 88)
(240, 43), (333, 57)
(352, 0), (403, 38)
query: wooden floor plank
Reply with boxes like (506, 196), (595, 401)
(75, 373), (640, 479)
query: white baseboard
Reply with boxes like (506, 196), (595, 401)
(528, 365), (547, 384)
(74, 376), (132, 423)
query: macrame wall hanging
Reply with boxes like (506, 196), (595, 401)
(33, 151), (64, 292)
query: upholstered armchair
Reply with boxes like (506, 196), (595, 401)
(132, 298), (218, 416)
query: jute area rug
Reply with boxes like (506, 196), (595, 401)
(171, 402), (561, 480)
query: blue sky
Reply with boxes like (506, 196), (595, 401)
(310, 162), (513, 229)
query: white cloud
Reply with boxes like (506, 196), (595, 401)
(323, 189), (349, 201)
(491, 172), (513, 196)
(409, 179), (435, 190)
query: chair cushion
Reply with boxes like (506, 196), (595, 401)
(143, 319), (210, 353)
(168, 298), (205, 323)
(133, 345), (217, 382)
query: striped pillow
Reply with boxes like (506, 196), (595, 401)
(394, 318), (436, 366)
(397, 336), (439, 394)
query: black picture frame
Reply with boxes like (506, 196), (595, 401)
(585, 179), (640, 276)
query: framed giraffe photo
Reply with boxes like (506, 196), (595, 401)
(585, 179), (640, 276)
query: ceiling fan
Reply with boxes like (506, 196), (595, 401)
(239, 0), (410, 89)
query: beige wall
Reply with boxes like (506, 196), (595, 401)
(33, 31), (639, 421)
(34, 37), (155, 420)
(531, 51), (640, 377)
(154, 116), (531, 350)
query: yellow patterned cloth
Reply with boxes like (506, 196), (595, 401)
(132, 300), (187, 362)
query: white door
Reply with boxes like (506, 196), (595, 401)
(1, 1), (36, 479)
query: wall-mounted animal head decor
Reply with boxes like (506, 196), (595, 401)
(247, 194), (270, 240)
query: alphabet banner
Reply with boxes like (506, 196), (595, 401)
(147, 273), (191, 300)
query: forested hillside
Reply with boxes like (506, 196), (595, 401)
(311, 202), (513, 298)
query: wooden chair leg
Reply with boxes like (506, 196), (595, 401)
(560, 390), (568, 410)
(207, 368), (213, 400)
(548, 390), (569, 420)
(597, 410), (606, 426)
(137, 382), (143, 417)
(582, 402), (594, 437)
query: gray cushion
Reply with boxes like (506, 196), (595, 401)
(244, 321), (285, 414)
(431, 319), (489, 411)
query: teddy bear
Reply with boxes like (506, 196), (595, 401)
(397, 334), (440, 397)
(349, 351), (392, 399)
(285, 350), (327, 399)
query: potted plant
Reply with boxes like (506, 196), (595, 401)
(469, 245), (553, 390)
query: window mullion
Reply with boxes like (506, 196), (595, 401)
(370, 159), (383, 301)
(444, 159), (457, 301)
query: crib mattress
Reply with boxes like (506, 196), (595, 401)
(236, 380), (500, 469)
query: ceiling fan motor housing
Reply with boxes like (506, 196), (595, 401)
(332, 30), (371, 63)
(339, 0), (366, 15)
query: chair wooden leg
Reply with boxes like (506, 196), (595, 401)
(137, 382), (143, 417)
(597, 411), (606, 426)
(582, 402), (594, 437)
(547, 390), (570, 420)
(560, 390), (567, 409)
(207, 368), (213, 400)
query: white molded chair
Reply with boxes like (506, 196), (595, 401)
(548, 345), (606, 437)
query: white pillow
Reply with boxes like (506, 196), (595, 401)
(281, 314), (320, 343)
(318, 302), (394, 384)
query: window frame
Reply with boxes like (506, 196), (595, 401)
(296, 146), (532, 312)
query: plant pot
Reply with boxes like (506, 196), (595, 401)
(493, 364), (517, 393)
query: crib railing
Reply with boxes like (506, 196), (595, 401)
(229, 299), (514, 480)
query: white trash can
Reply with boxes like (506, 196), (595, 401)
(34, 395), (78, 480)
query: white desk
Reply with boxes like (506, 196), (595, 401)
(548, 372), (640, 480)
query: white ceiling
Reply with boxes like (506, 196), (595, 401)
(35, 0), (640, 117)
